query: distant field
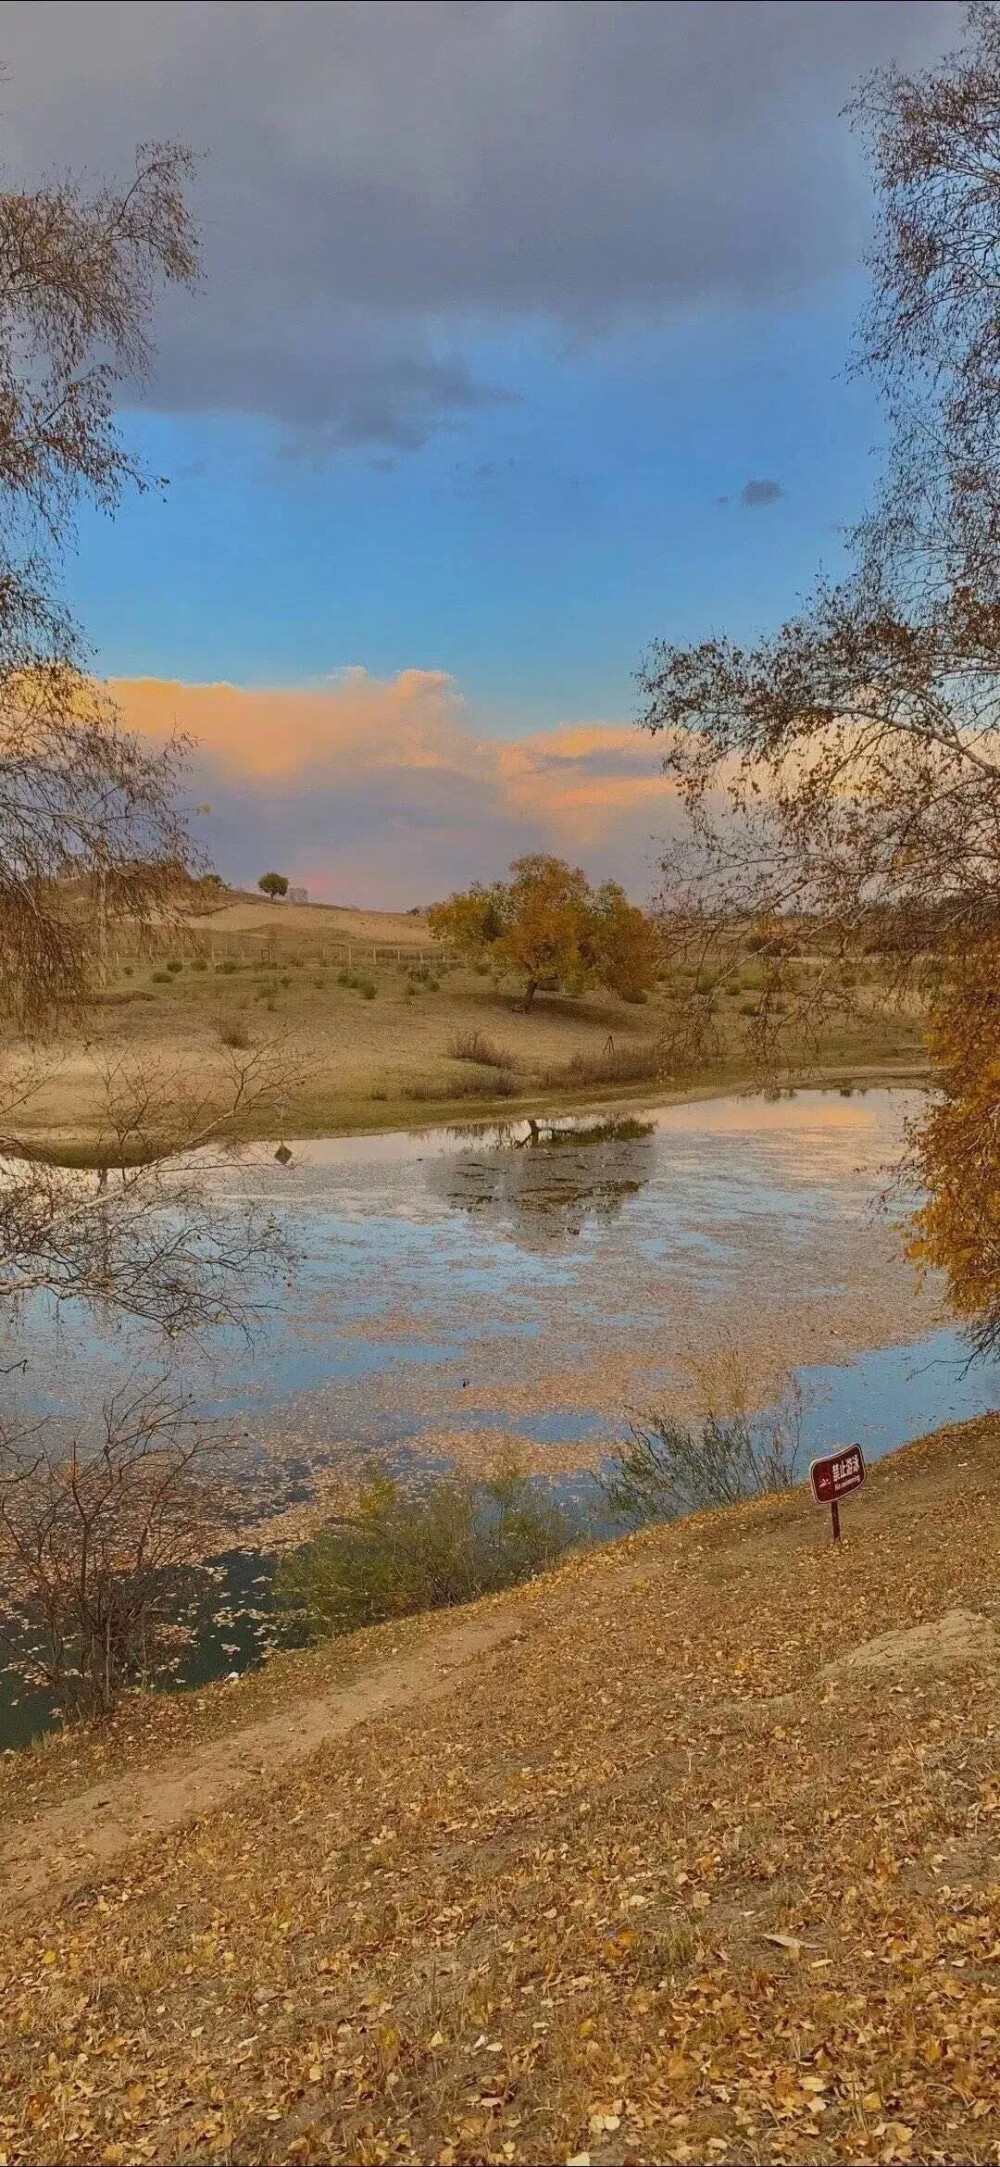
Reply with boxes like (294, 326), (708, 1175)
(8, 894), (931, 1152)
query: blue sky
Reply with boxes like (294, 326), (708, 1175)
(1, 1), (965, 896)
(68, 285), (879, 733)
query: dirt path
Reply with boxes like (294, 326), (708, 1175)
(0, 1611), (522, 1912)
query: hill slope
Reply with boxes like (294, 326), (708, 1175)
(2, 1418), (999, 2164)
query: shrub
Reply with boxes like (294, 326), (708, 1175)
(0, 1392), (230, 1723)
(216, 959), (238, 975)
(166, 958), (183, 974)
(542, 1041), (668, 1089)
(601, 1379), (802, 1527)
(273, 1458), (578, 1641)
(337, 969), (378, 998)
(449, 1068), (518, 1100)
(448, 1028), (516, 1069)
(150, 969), (171, 983)
(219, 1020), (252, 1049)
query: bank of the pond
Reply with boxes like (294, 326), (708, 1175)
(21, 1056), (931, 1165)
(4, 1310), (998, 1757)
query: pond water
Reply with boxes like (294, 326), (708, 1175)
(3, 1086), (998, 1747)
(8, 1086), (997, 1478)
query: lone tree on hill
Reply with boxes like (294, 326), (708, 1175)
(258, 870), (289, 901)
(429, 853), (658, 1008)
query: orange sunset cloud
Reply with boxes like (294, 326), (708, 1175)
(114, 670), (680, 908)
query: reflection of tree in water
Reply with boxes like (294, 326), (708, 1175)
(429, 1117), (656, 1249)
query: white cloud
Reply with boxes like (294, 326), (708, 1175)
(116, 668), (681, 905)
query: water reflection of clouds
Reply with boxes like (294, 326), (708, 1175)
(7, 1089), (951, 1474)
(650, 1087), (910, 1184)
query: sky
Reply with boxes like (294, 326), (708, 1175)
(0, 0), (964, 905)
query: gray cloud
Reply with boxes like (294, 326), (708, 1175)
(0, 0), (960, 450)
(529, 744), (652, 778)
(740, 478), (785, 508)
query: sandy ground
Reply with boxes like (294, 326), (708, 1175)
(0, 1613), (519, 1912)
(0, 896), (928, 1149)
(199, 897), (437, 944)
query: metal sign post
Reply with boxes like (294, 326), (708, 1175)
(809, 1445), (866, 1542)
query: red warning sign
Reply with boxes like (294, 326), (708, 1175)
(809, 1445), (866, 1505)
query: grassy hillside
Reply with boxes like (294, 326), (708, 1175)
(2, 1415), (999, 2162)
(9, 895), (930, 1151)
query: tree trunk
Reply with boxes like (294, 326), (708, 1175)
(523, 978), (537, 1008)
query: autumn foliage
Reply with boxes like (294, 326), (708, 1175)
(429, 853), (658, 1007)
(905, 937), (1000, 1353)
(637, 7), (1000, 1352)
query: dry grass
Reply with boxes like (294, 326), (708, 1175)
(542, 1039), (671, 1088)
(405, 1068), (519, 1102)
(447, 1029), (517, 1071)
(0, 896), (931, 1154)
(1, 1415), (999, 2162)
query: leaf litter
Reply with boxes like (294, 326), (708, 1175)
(0, 1411), (999, 2163)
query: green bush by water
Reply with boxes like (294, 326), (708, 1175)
(273, 1461), (579, 1640)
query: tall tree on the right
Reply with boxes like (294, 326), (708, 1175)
(637, 3), (1000, 1351)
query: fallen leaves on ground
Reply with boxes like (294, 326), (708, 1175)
(1, 1416), (1000, 2162)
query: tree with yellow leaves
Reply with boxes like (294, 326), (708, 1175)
(638, 6), (1000, 1353)
(429, 854), (658, 1009)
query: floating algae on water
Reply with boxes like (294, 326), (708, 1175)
(430, 1117), (655, 1247)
